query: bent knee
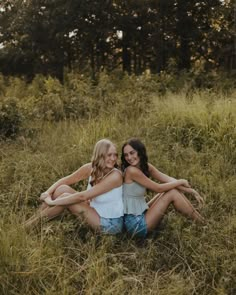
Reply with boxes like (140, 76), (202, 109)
(53, 185), (74, 199)
(68, 204), (84, 215)
(165, 189), (181, 199)
(169, 188), (179, 194)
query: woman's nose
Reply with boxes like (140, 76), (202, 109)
(111, 154), (116, 161)
(127, 154), (132, 160)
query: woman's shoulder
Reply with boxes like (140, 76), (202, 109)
(105, 168), (123, 185)
(73, 162), (92, 180)
(110, 168), (123, 177)
(80, 162), (92, 174)
(103, 168), (122, 179)
(125, 166), (144, 176)
(84, 162), (92, 169)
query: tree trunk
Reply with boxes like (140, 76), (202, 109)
(122, 31), (131, 73)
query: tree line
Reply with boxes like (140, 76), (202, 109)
(0, 0), (235, 80)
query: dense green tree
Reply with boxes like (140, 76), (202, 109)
(0, 0), (74, 80)
(0, 0), (234, 78)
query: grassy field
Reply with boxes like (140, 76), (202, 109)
(0, 74), (235, 294)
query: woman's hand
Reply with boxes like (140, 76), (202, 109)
(40, 191), (51, 201)
(192, 189), (205, 208)
(177, 186), (205, 208)
(44, 193), (85, 206)
(44, 196), (55, 206)
(44, 193), (71, 206)
(179, 179), (190, 188)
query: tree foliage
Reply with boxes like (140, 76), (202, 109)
(0, 0), (234, 79)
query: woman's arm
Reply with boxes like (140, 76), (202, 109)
(148, 163), (176, 183)
(127, 166), (190, 193)
(42, 163), (92, 197)
(45, 170), (122, 206)
(148, 163), (204, 205)
(178, 187), (204, 207)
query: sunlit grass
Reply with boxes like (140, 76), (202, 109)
(0, 78), (235, 294)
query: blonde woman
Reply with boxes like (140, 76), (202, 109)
(25, 139), (124, 234)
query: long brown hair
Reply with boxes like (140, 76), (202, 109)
(121, 138), (150, 177)
(90, 139), (117, 186)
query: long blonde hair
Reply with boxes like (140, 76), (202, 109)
(90, 139), (117, 186)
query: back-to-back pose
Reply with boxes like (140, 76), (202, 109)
(25, 139), (124, 234)
(121, 138), (205, 238)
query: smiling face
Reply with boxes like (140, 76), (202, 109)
(91, 139), (118, 185)
(123, 144), (140, 167)
(105, 145), (118, 169)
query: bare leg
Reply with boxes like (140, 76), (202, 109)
(148, 193), (164, 207)
(34, 203), (101, 231)
(24, 185), (76, 228)
(145, 189), (205, 232)
(68, 203), (101, 230)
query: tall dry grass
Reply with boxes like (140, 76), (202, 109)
(0, 74), (235, 294)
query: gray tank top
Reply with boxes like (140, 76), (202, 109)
(123, 182), (148, 215)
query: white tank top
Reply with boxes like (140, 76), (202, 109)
(88, 168), (124, 218)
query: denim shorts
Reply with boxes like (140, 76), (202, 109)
(124, 213), (148, 238)
(100, 216), (124, 235)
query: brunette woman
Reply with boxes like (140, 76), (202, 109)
(121, 138), (205, 238)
